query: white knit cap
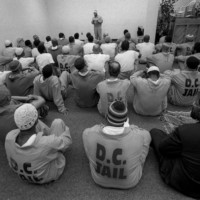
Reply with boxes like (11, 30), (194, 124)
(15, 48), (24, 56)
(147, 66), (160, 73)
(5, 40), (12, 47)
(14, 104), (38, 130)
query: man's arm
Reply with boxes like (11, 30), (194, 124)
(98, 16), (103, 24)
(28, 95), (46, 109)
(159, 128), (182, 158)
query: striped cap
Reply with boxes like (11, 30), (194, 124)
(107, 101), (128, 127)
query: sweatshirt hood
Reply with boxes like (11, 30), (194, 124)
(147, 78), (161, 89)
(8, 72), (23, 81)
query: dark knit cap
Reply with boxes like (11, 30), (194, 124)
(107, 101), (128, 127)
(186, 56), (200, 70)
(9, 60), (21, 72)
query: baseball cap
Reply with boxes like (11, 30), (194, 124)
(147, 66), (160, 73)
(9, 60), (21, 72)
(5, 40), (12, 47)
(15, 48), (24, 56)
(14, 104), (38, 130)
(107, 101), (128, 127)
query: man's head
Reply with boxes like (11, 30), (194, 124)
(16, 38), (25, 47)
(165, 35), (172, 43)
(59, 33), (65, 39)
(88, 35), (94, 43)
(186, 56), (199, 70)
(86, 32), (91, 39)
(105, 36), (111, 43)
(193, 42), (200, 53)
(191, 101), (200, 121)
(147, 66), (160, 79)
(93, 44), (100, 54)
(0, 84), (11, 106)
(46, 36), (51, 42)
(33, 35), (40, 41)
(62, 46), (70, 55)
(15, 48), (24, 57)
(123, 29), (129, 35)
(108, 61), (121, 78)
(14, 104), (38, 131)
(9, 60), (22, 73)
(94, 10), (98, 17)
(34, 40), (40, 48)
(143, 35), (150, 43)
(25, 40), (32, 48)
(125, 32), (131, 40)
(121, 40), (129, 51)
(69, 36), (75, 43)
(107, 100), (128, 127)
(42, 64), (53, 79)
(5, 40), (12, 48)
(37, 44), (46, 54)
(74, 57), (85, 71)
(185, 34), (194, 42)
(74, 33), (79, 39)
(51, 38), (58, 47)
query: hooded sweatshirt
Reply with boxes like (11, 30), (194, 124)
(130, 71), (171, 116)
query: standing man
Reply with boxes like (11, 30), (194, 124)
(91, 10), (103, 41)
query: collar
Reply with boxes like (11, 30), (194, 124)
(19, 134), (37, 148)
(103, 126), (125, 135)
(51, 46), (58, 50)
(107, 78), (119, 82)
(78, 71), (89, 76)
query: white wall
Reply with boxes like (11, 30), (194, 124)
(0, 0), (49, 51)
(46, 0), (159, 42)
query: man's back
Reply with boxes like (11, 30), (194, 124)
(82, 124), (151, 189)
(136, 42), (155, 61)
(70, 70), (104, 107)
(48, 46), (62, 66)
(168, 70), (200, 106)
(58, 38), (69, 46)
(5, 120), (68, 184)
(36, 53), (54, 71)
(83, 43), (95, 55)
(84, 54), (110, 72)
(131, 74), (171, 116)
(100, 43), (117, 59)
(97, 79), (130, 116)
(68, 43), (83, 56)
(2, 47), (16, 58)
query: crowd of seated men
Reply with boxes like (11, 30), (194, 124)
(0, 29), (200, 199)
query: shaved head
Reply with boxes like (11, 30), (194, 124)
(93, 44), (100, 53)
(108, 61), (121, 78)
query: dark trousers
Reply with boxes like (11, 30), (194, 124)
(150, 128), (175, 185)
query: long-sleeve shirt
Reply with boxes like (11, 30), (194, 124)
(5, 120), (72, 184)
(33, 75), (66, 113)
(82, 124), (151, 189)
(158, 123), (200, 198)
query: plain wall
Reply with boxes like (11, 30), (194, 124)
(46, 0), (159, 42)
(0, 0), (49, 51)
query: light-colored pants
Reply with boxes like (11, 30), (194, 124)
(94, 26), (102, 40)
(59, 71), (69, 99)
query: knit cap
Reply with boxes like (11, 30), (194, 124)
(107, 101), (128, 127)
(5, 40), (12, 47)
(14, 104), (38, 130)
(9, 60), (21, 72)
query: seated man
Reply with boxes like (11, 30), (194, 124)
(36, 44), (54, 72)
(67, 36), (83, 56)
(48, 38), (62, 67)
(167, 56), (200, 106)
(83, 35), (95, 55)
(97, 61), (130, 117)
(84, 44), (110, 72)
(58, 32), (69, 46)
(115, 40), (140, 79)
(32, 40), (40, 58)
(70, 57), (104, 107)
(0, 84), (45, 143)
(136, 35), (155, 63)
(155, 35), (176, 55)
(33, 64), (68, 114)
(147, 43), (174, 73)
(100, 36), (117, 60)
(130, 66), (171, 116)
(5, 60), (39, 96)
(5, 103), (72, 184)
(2, 40), (16, 58)
(57, 46), (80, 73)
(83, 101), (151, 189)
(14, 48), (35, 69)
(150, 103), (200, 198)
(24, 40), (33, 58)
(74, 33), (84, 46)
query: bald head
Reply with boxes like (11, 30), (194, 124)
(108, 61), (121, 78)
(93, 44), (100, 53)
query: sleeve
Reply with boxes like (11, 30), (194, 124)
(52, 81), (66, 113)
(48, 126), (72, 152)
(158, 128), (182, 158)
(146, 55), (156, 66)
(98, 16), (103, 24)
(33, 76), (41, 96)
(130, 70), (144, 86)
(26, 58), (34, 66)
